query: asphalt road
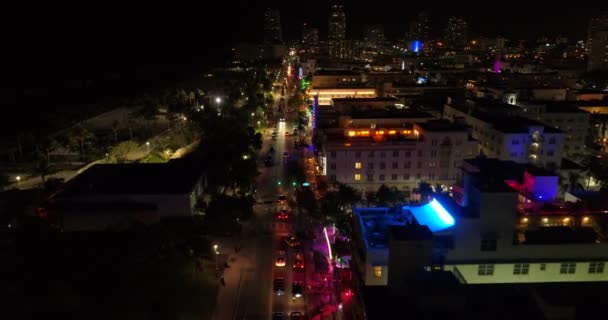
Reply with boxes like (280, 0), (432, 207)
(225, 82), (303, 320)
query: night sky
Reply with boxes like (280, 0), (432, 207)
(11, 1), (604, 131)
(18, 1), (602, 69)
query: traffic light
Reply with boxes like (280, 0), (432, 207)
(292, 181), (297, 186)
(277, 181), (282, 186)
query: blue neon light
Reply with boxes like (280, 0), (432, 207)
(411, 40), (422, 53)
(298, 67), (303, 80)
(409, 198), (455, 232)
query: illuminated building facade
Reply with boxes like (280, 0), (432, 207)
(307, 87), (376, 106)
(444, 16), (468, 51)
(263, 8), (283, 44)
(311, 69), (364, 88)
(302, 23), (319, 53)
(350, 157), (608, 291)
(587, 12), (608, 71)
(328, 4), (349, 59)
(444, 102), (565, 170)
(323, 120), (477, 197)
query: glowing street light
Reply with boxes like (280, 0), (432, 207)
(146, 141), (150, 153)
(16, 176), (21, 186)
(213, 244), (220, 276)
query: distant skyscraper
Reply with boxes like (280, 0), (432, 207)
(264, 8), (283, 44)
(328, 4), (346, 41)
(444, 16), (468, 51)
(302, 23), (319, 53)
(363, 24), (384, 48)
(408, 12), (430, 42)
(328, 4), (348, 59)
(587, 12), (608, 71)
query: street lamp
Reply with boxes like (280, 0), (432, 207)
(146, 141), (150, 153)
(16, 176), (21, 186)
(213, 244), (220, 277)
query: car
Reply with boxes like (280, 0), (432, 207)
(279, 117), (285, 122)
(291, 281), (304, 299)
(285, 131), (290, 136)
(277, 195), (287, 204)
(273, 278), (285, 295)
(283, 152), (289, 158)
(275, 250), (286, 267)
(284, 235), (301, 247)
(289, 312), (304, 320)
(273, 312), (285, 320)
(293, 252), (304, 270)
(277, 210), (289, 221)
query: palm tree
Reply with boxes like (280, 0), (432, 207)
(37, 137), (59, 164)
(112, 120), (120, 142)
(72, 125), (95, 159)
(34, 152), (51, 185)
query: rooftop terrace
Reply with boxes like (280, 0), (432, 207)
(354, 198), (456, 250)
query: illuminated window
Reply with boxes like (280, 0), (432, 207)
(559, 262), (576, 274)
(348, 131), (356, 137)
(355, 162), (362, 169)
(355, 174), (361, 181)
(478, 264), (494, 276)
(588, 262), (604, 274)
(513, 263), (530, 275)
(373, 266), (382, 278)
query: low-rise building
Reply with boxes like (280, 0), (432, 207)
(308, 87), (376, 106)
(323, 119), (477, 197)
(351, 157), (608, 289)
(518, 102), (590, 157)
(444, 101), (565, 169)
(312, 69), (364, 88)
(50, 160), (205, 231)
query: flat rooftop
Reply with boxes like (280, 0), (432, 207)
(59, 161), (203, 197)
(314, 69), (361, 76)
(331, 97), (400, 103)
(355, 199), (457, 249)
(416, 119), (470, 132)
(349, 110), (434, 119)
(449, 104), (563, 134)
(543, 102), (590, 114)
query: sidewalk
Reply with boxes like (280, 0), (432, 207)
(210, 237), (252, 320)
